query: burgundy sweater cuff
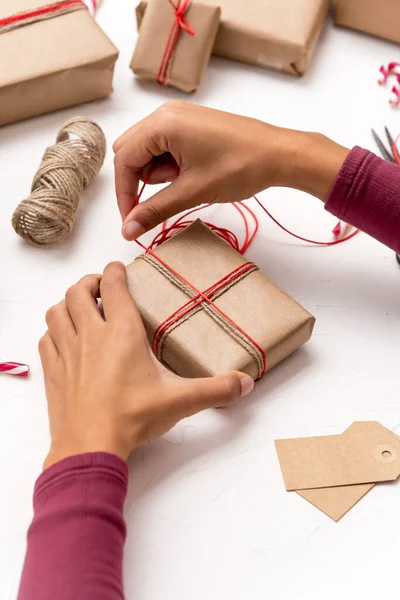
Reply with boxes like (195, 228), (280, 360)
(35, 452), (128, 502)
(325, 146), (400, 253)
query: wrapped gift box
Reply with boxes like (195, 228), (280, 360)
(136, 0), (329, 76)
(131, 0), (221, 92)
(127, 220), (315, 380)
(334, 0), (400, 44)
(0, 0), (119, 126)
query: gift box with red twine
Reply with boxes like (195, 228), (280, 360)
(127, 220), (315, 380)
(0, 0), (118, 126)
(131, 0), (221, 92)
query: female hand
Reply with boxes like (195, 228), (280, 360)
(40, 262), (254, 469)
(113, 101), (349, 241)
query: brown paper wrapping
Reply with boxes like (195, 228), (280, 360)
(127, 220), (315, 380)
(136, 0), (329, 76)
(0, 1), (119, 127)
(131, 0), (220, 92)
(334, 0), (400, 44)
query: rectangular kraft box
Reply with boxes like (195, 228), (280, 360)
(131, 0), (221, 92)
(0, 0), (119, 127)
(126, 220), (315, 380)
(334, 0), (400, 44)
(136, 0), (329, 76)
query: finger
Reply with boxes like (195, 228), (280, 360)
(172, 372), (255, 418)
(145, 155), (180, 184)
(38, 331), (58, 367)
(114, 123), (169, 221)
(65, 274), (103, 331)
(100, 262), (143, 328)
(122, 172), (211, 240)
(45, 300), (76, 352)
(112, 117), (147, 154)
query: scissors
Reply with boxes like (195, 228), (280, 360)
(371, 126), (400, 164)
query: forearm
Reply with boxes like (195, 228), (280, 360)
(18, 453), (128, 600)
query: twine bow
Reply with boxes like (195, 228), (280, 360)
(157, 0), (195, 85)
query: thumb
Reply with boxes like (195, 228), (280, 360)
(122, 172), (212, 241)
(174, 372), (255, 418)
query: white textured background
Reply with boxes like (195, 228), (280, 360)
(1, 2), (400, 598)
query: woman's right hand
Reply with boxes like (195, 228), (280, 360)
(113, 101), (349, 241)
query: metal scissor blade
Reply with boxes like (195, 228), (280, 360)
(371, 129), (395, 162)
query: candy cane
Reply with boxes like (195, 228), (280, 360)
(0, 362), (30, 377)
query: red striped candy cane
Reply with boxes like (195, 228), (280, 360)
(0, 362), (30, 377)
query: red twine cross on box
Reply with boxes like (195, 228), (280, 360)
(157, 0), (195, 86)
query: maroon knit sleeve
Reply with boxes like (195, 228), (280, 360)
(325, 146), (400, 253)
(17, 452), (128, 600)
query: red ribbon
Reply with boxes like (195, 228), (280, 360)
(157, 0), (195, 86)
(0, 1), (86, 30)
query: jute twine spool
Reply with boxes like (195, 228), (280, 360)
(12, 117), (106, 247)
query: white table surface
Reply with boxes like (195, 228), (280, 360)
(1, 2), (400, 599)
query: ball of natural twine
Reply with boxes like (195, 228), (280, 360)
(12, 117), (106, 247)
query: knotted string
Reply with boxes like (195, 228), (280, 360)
(0, 1), (87, 33)
(157, 0), (195, 86)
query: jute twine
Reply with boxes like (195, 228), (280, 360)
(12, 117), (106, 247)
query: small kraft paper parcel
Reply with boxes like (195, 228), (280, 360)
(0, 0), (119, 126)
(127, 220), (315, 380)
(131, 0), (221, 92)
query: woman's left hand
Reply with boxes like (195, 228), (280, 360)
(40, 262), (254, 469)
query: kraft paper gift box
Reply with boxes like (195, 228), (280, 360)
(136, 0), (329, 76)
(0, 0), (119, 127)
(131, 0), (221, 92)
(126, 220), (315, 380)
(334, 0), (400, 44)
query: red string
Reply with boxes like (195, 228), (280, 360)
(253, 197), (359, 246)
(157, 0), (195, 86)
(0, 0), (86, 28)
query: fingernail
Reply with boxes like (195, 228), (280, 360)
(122, 221), (146, 241)
(163, 177), (174, 183)
(240, 377), (255, 398)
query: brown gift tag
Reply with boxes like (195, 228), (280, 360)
(137, 0), (329, 76)
(126, 220), (315, 380)
(0, 0), (119, 127)
(131, 0), (221, 92)
(275, 422), (400, 521)
(334, 0), (400, 45)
